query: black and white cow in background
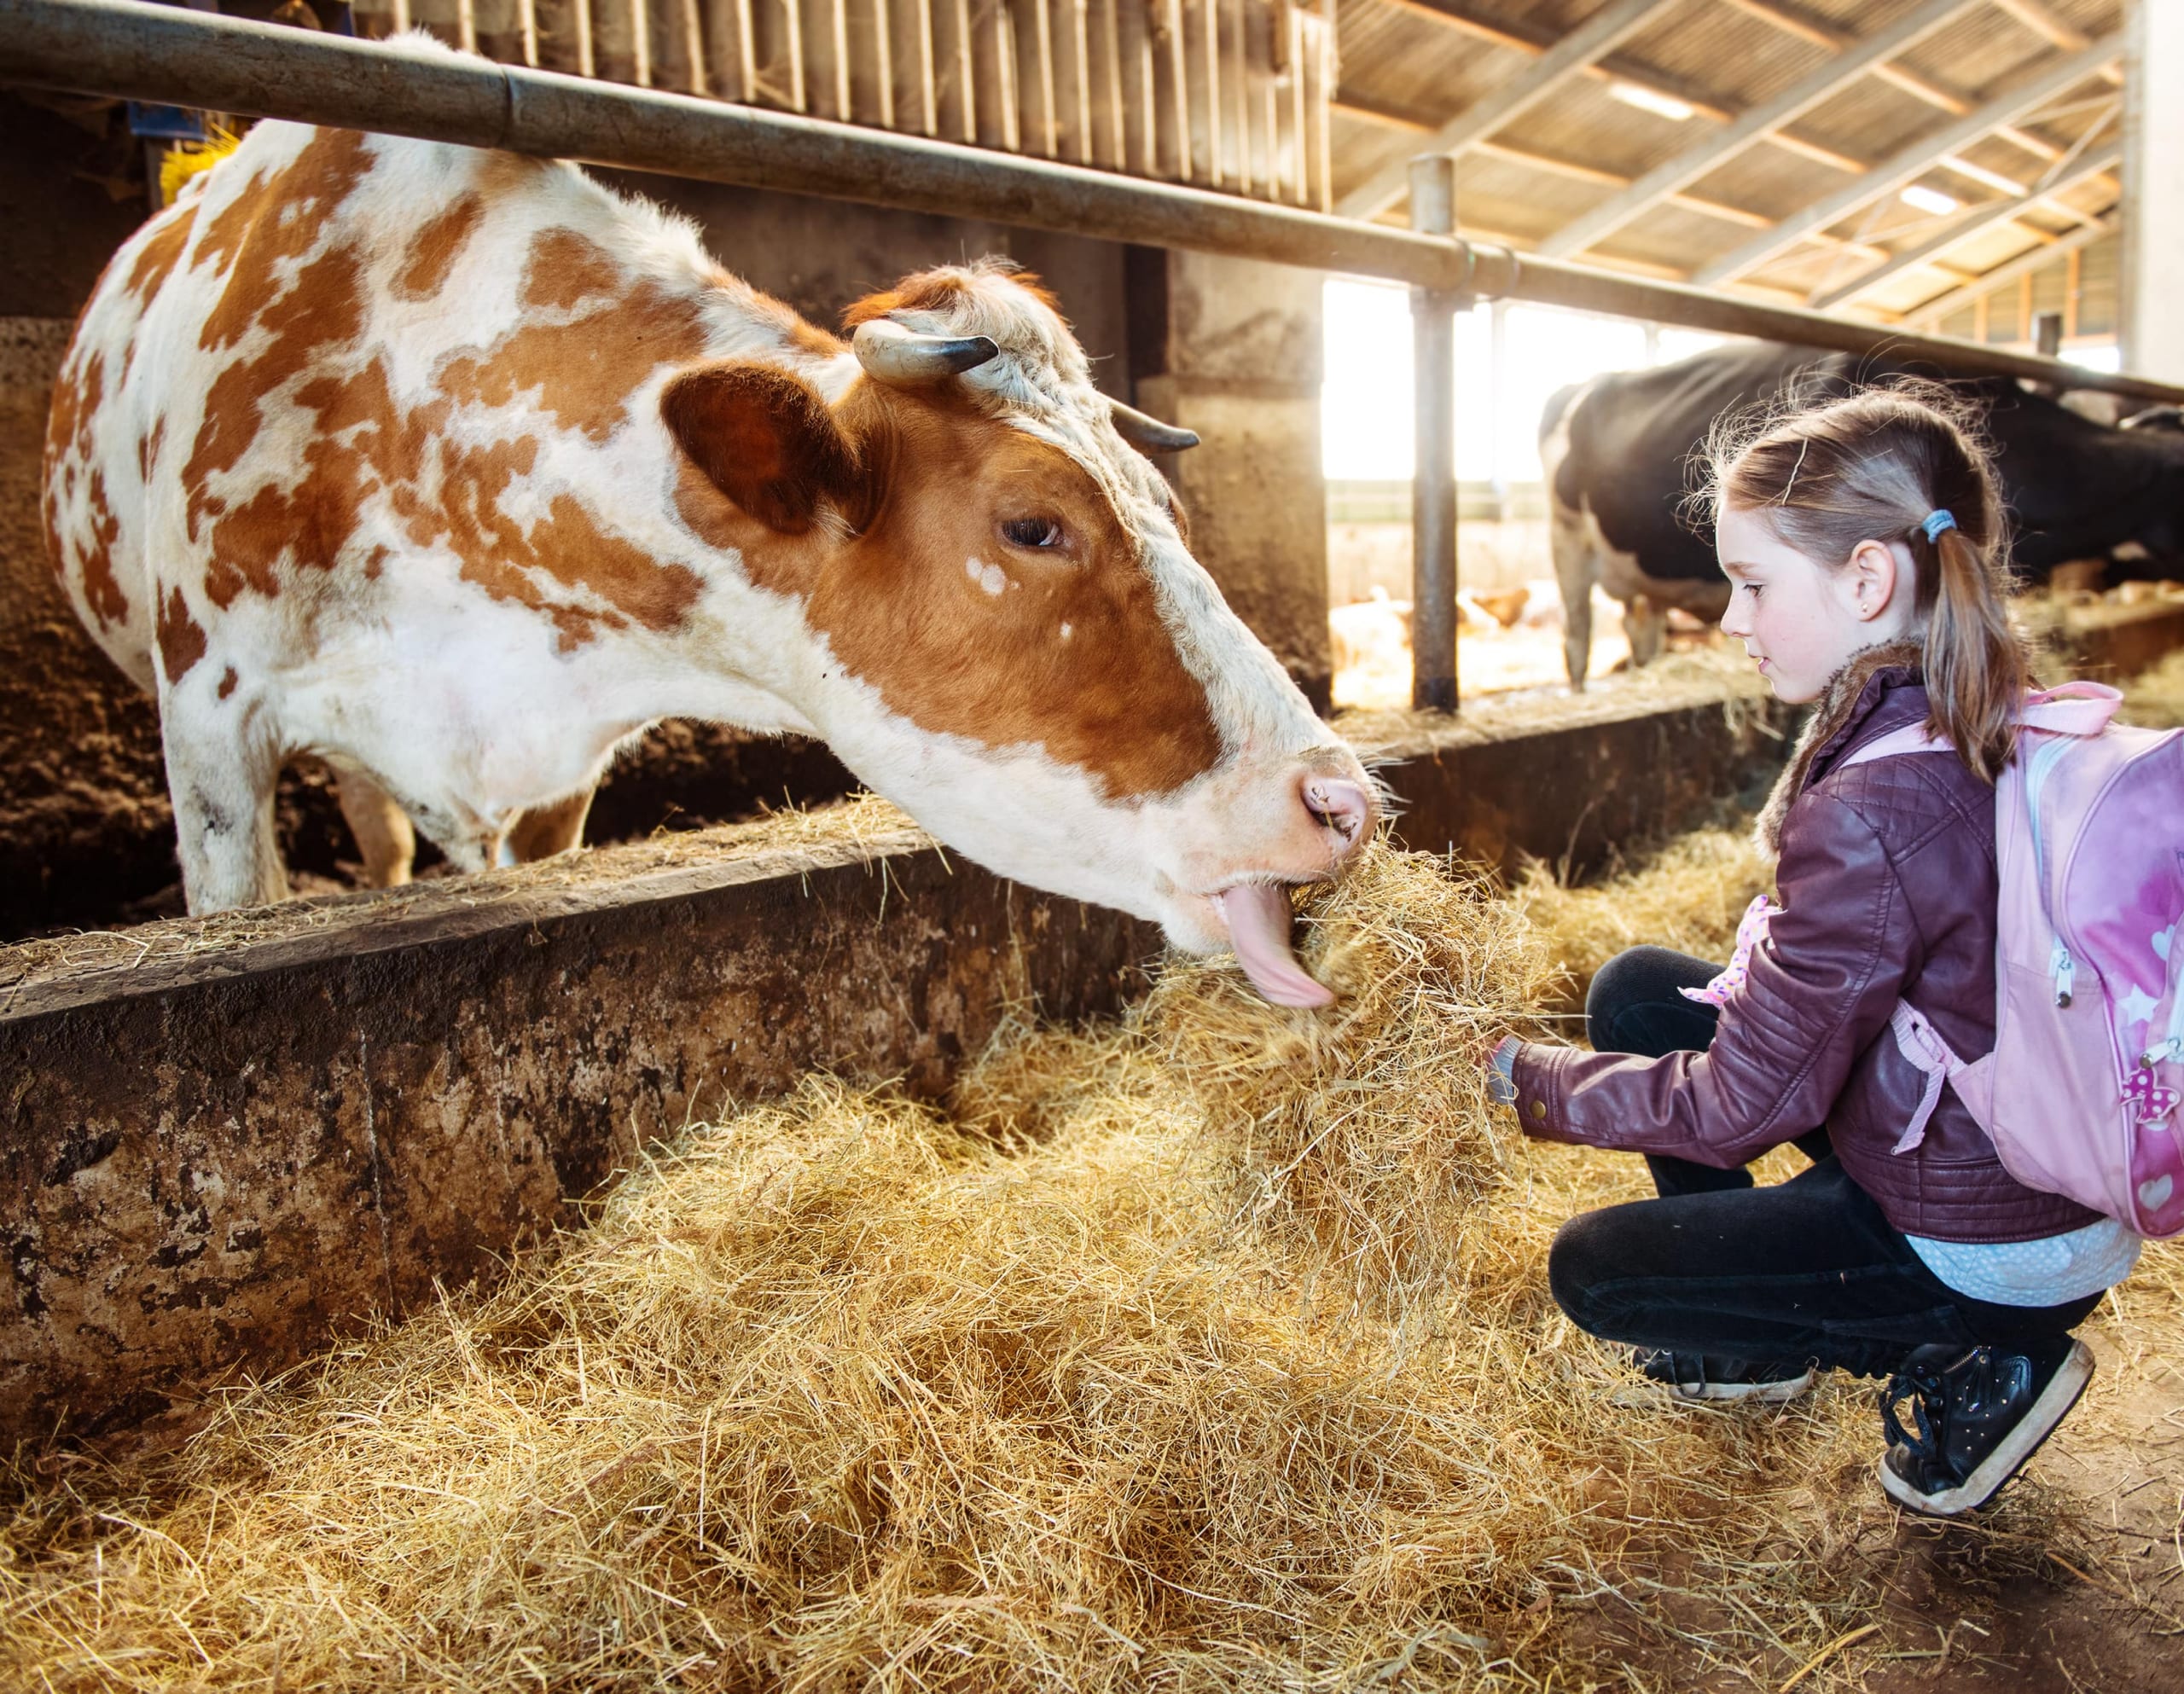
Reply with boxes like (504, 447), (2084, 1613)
(1541, 340), (2184, 689)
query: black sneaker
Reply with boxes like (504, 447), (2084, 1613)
(1634, 1348), (1815, 1403)
(1879, 1337), (2094, 1518)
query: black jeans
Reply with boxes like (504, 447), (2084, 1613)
(1546, 946), (2100, 1378)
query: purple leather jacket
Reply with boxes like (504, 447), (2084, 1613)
(1509, 641), (2098, 1244)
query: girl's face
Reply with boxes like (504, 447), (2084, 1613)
(1715, 503), (1916, 703)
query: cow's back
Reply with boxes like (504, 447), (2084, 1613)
(1564, 343), (1856, 582)
(43, 116), (764, 715)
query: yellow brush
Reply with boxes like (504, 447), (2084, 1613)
(157, 123), (241, 206)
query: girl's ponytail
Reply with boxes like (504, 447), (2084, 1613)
(1920, 522), (2025, 783)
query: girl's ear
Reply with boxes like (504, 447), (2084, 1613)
(1844, 538), (1903, 622)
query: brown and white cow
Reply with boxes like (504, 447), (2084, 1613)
(44, 78), (1371, 1005)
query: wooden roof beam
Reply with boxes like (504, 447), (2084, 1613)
(1536, 0), (1978, 261)
(1905, 211), (2115, 328)
(1368, 0), (1734, 121)
(1690, 32), (2121, 288)
(1807, 143), (2121, 308)
(1338, 0), (1686, 219)
(1337, 104), (1889, 258)
(1726, 0), (2105, 161)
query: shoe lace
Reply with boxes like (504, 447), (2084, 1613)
(1880, 1360), (1949, 1459)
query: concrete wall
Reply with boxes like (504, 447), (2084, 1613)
(1130, 247), (1334, 711)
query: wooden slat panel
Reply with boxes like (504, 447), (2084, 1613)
(1011, 0), (1058, 160)
(1086, 0), (1125, 171)
(1182, 0), (1217, 187)
(1149, 0), (1186, 181)
(648, 0), (706, 91)
(889, 0), (937, 136)
(848, 0), (894, 127)
(798, 0), (848, 119)
(971, 0), (1017, 151)
(1054, 0), (1092, 165)
(1275, 0), (1292, 206)
(1303, 7), (1329, 213)
(932, 0), (975, 141)
(471, 0), (523, 60)
(749, 0), (805, 108)
(404, 0), (1328, 200)
(590, 0), (636, 82)
(700, 0), (757, 99)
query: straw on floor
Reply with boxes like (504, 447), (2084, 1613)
(0, 826), (2146, 1692)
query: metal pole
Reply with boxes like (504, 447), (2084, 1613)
(4, 0), (2184, 407)
(1409, 154), (1461, 716)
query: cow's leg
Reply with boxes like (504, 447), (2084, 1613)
(504, 788), (595, 863)
(1624, 593), (1668, 670)
(336, 769), (417, 888)
(161, 700), (288, 914)
(1551, 514), (1595, 693)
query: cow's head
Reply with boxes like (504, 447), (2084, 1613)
(665, 262), (1373, 1006)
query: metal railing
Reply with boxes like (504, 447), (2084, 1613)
(7, 0), (2179, 711)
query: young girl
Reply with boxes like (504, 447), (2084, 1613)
(1489, 386), (2139, 1519)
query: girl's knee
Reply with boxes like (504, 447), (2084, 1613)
(1546, 1210), (1618, 1331)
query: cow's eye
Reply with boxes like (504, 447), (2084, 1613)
(1001, 516), (1066, 550)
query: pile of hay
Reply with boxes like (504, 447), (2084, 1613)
(2120, 647), (2184, 730)
(0, 838), (2109, 1691)
(1513, 824), (1776, 1013)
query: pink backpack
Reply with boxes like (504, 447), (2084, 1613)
(1840, 683), (2184, 1239)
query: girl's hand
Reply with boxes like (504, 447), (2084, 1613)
(1481, 1034), (1521, 1106)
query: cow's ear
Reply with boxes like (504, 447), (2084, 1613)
(662, 361), (868, 535)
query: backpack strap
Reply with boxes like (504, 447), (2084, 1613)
(1837, 684), (2123, 774)
(1838, 723), (1954, 770)
(1887, 1001), (1969, 1154)
(2018, 681), (2123, 736)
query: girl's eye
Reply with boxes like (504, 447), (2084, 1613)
(1002, 517), (1066, 549)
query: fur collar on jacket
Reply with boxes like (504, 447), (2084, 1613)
(1755, 638), (1926, 854)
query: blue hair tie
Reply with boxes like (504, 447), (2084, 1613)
(1920, 509), (1957, 542)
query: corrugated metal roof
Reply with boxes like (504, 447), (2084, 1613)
(1329, 0), (2131, 326)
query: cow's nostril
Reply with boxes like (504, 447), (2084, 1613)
(1303, 775), (1372, 857)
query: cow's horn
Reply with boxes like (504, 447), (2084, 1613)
(1109, 399), (1199, 452)
(852, 319), (1001, 385)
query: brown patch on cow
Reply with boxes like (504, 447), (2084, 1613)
(418, 433), (697, 650)
(137, 418), (166, 484)
(43, 346), (101, 580)
(195, 131), (374, 353)
(392, 192), (482, 300)
(520, 229), (623, 311)
(181, 131), (380, 575)
(843, 267), (1064, 329)
(78, 470), (127, 628)
(218, 666), (239, 700)
(437, 280), (706, 445)
(156, 586), (208, 683)
(672, 378), (1218, 798)
(125, 203), (200, 301)
(186, 243), (369, 562)
(200, 357), (445, 606)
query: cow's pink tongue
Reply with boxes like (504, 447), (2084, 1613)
(1217, 884), (1333, 1008)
